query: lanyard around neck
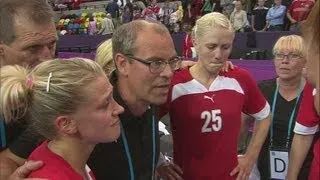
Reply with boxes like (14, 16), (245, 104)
(120, 106), (156, 180)
(0, 117), (6, 149)
(270, 80), (302, 149)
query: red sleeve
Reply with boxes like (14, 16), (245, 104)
(240, 69), (270, 120)
(294, 83), (319, 135)
(28, 168), (70, 179)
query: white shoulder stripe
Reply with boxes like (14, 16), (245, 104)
(171, 76), (244, 101)
(251, 102), (270, 120)
(313, 88), (316, 96)
(85, 165), (93, 180)
(294, 122), (319, 135)
(172, 79), (205, 101)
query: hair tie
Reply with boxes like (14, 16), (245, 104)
(25, 76), (34, 89)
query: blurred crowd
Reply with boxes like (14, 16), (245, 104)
(54, 0), (315, 35)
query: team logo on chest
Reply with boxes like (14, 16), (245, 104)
(204, 94), (215, 103)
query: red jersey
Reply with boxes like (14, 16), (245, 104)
(288, 0), (315, 22)
(164, 67), (270, 179)
(28, 141), (96, 180)
(294, 84), (319, 180)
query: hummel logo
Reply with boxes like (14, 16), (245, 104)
(204, 94), (215, 103)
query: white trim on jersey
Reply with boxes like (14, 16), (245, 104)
(294, 122), (319, 135)
(172, 76), (244, 102)
(312, 88), (316, 96)
(85, 165), (94, 180)
(250, 102), (270, 121)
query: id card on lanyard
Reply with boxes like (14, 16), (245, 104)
(120, 105), (157, 180)
(269, 81), (302, 179)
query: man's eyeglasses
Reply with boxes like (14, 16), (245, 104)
(124, 54), (182, 73)
(274, 53), (303, 60)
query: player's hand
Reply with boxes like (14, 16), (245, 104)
(230, 155), (254, 180)
(8, 160), (46, 180)
(156, 162), (183, 180)
(221, 61), (235, 72)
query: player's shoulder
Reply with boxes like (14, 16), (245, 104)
(172, 67), (193, 85)
(28, 163), (71, 179)
(258, 78), (276, 89)
(220, 66), (253, 81)
(303, 82), (317, 97)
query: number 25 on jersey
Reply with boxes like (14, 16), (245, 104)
(201, 109), (222, 133)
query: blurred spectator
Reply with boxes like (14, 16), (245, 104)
(230, 1), (248, 32)
(266, 0), (286, 31)
(124, 1), (134, 15)
(88, 17), (98, 35)
(169, 2), (183, 31)
(172, 22), (181, 33)
(97, 13), (114, 35)
(201, 0), (215, 15)
(221, 0), (234, 17)
(133, 5), (144, 20)
(287, 0), (315, 31)
(182, 24), (194, 58)
(183, 0), (196, 25)
(53, 0), (68, 11)
(122, 2), (134, 23)
(106, 0), (120, 26)
(133, 0), (147, 10)
(143, 0), (161, 21)
(251, 0), (269, 31)
(71, 0), (80, 9)
(159, 0), (174, 27)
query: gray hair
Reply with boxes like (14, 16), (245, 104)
(112, 20), (170, 60)
(0, 0), (54, 45)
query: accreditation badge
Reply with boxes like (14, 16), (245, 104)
(269, 150), (289, 180)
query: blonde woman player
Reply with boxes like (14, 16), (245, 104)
(158, 12), (271, 180)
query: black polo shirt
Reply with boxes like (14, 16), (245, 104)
(87, 72), (160, 180)
(5, 117), (43, 158)
(257, 79), (313, 180)
(252, 7), (268, 31)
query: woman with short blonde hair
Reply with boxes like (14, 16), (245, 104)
(256, 35), (313, 180)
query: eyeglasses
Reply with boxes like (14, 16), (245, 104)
(274, 53), (303, 60)
(124, 54), (182, 73)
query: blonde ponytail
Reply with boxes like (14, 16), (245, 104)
(0, 65), (32, 124)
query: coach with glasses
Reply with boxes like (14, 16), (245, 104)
(87, 20), (182, 180)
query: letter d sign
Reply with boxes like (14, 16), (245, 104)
(269, 150), (289, 179)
